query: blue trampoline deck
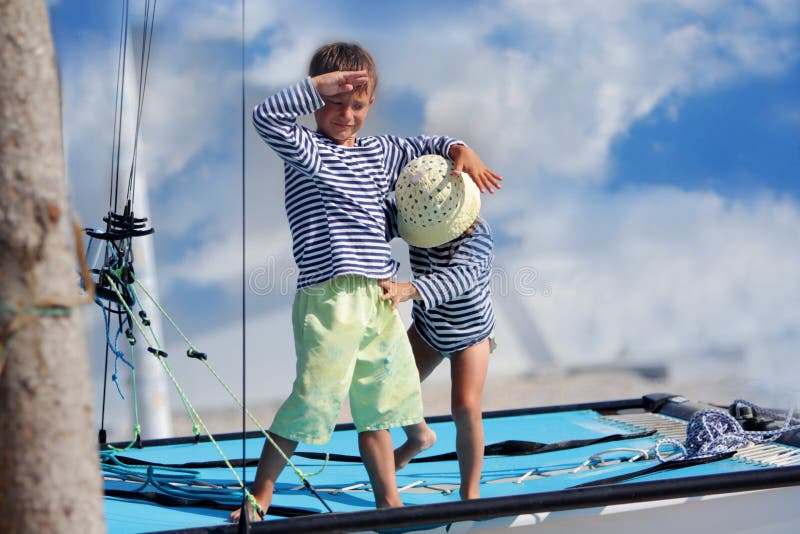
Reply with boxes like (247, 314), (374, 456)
(102, 394), (800, 533)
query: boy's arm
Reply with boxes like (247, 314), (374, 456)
(378, 280), (419, 311)
(383, 196), (401, 242)
(383, 136), (502, 193)
(253, 71), (369, 175)
(448, 144), (503, 194)
(252, 77), (325, 175)
(313, 70), (370, 97)
(382, 134), (463, 183)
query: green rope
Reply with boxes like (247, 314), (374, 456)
(127, 282), (200, 436)
(107, 274), (331, 515)
(1, 304), (73, 374)
(107, 424), (142, 452)
(107, 341), (142, 452)
(200, 358), (330, 479)
(105, 276), (201, 437)
(131, 275), (330, 482)
(0, 304), (73, 316)
(133, 277), (194, 349)
(103, 274), (262, 512)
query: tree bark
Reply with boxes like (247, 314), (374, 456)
(0, 1), (105, 532)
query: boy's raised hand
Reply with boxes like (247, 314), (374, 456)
(448, 144), (503, 194)
(312, 70), (370, 97)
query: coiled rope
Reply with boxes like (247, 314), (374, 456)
(654, 400), (800, 462)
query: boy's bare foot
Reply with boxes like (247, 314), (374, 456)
(229, 499), (266, 523)
(460, 488), (480, 500)
(394, 426), (437, 470)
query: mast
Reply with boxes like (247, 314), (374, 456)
(124, 14), (171, 440)
(90, 2), (171, 442)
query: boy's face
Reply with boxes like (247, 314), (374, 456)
(315, 89), (374, 147)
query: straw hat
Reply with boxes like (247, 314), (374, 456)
(395, 154), (481, 248)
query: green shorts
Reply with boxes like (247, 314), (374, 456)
(270, 275), (424, 445)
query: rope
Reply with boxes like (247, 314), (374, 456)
(98, 300), (134, 398)
(654, 401), (800, 462)
(105, 273), (332, 515)
(109, 0), (130, 213)
(1, 220), (93, 376)
(240, 1), (249, 524)
(733, 398), (800, 426)
(127, 0), (158, 205)
(130, 274), (332, 486)
(0, 303), (73, 377)
(106, 275), (201, 438)
(131, 277), (193, 349)
(102, 274), (260, 509)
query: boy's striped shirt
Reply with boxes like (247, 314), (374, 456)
(253, 77), (462, 289)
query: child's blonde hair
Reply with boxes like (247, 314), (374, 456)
(309, 42), (378, 96)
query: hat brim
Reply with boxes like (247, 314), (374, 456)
(399, 173), (481, 248)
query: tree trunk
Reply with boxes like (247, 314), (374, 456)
(0, 1), (105, 532)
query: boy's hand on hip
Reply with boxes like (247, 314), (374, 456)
(312, 70), (370, 96)
(378, 280), (419, 311)
(449, 144), (503, 194)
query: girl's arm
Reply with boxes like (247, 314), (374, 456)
(379, 226), (493, 310)
(411, 229), (493, 310)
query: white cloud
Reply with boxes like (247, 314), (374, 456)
(173, 1), (283, 42)
(237, 0), (798, 183)
(55, 1), (800, 411)
(158, 223), (293, 291)
(493, 187), (800, 373)
(411, 0), (798, 182)
(163, 304), (297, 411)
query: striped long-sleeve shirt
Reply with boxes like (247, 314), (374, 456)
(253, 77), (462, 289)
(386, 199), (496, 353)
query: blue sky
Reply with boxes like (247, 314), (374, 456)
(47, 1), (800, 433)
(611, 60), (799, 197)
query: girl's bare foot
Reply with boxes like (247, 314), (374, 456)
(394, 426), (437, 470)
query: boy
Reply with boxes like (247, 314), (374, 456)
(231, 42), (500, 521)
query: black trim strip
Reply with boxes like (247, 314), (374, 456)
(569, 451), (736, 488)
(105, 396), (645, 450)
(104, 489), (316, 518)
(294, 430), (657, 464)
(107, 430), (656, 469)
(157, 465), (800, 533)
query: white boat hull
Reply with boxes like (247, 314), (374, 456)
(404, 485), (800, 534)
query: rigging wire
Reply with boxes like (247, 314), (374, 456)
(109, 0), (129, 214)
(96, 0), (157, 445)
(90, 0), (334, 518)
(99, 0), (130, 444)
(240, 0), (249, 528)
(128, 0), (158, 205)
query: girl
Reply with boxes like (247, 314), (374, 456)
(380, 154), (498, 500)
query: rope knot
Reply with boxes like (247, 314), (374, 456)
(685, 409), (745, 457)
(656, 402), (800, 463)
